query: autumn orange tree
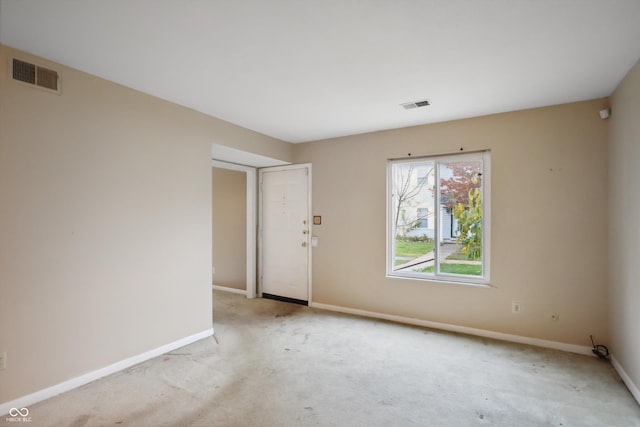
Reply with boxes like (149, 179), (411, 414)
(439, 161), (481, 208)
(453, 186), (482, 260)
(440, 162), (482, 260)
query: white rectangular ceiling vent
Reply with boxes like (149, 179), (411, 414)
(11, 58), (60, 93)
(401, 99), (431, 110)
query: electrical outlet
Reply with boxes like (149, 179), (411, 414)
(512, 302), (522, 314)
(0, 352), (6, 370)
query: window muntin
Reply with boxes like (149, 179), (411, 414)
(387, 151), (490, 285)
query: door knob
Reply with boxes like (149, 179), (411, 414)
(301, 242), (307, 247)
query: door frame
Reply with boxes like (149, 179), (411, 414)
(258, 163), (313, 303)
(211, 160), (258, 299)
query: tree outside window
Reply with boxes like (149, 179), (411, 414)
(388, 151), (490, 284)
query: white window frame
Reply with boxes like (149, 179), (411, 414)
(386, 151), (491, 286)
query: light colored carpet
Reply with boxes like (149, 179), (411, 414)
(4, 290), (639, 426)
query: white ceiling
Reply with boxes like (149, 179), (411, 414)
(1, 1), (640, 143)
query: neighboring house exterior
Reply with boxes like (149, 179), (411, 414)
(406, 207), (458, 241)
(396, 162), (458, 242)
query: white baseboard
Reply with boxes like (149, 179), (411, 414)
(310, 302), (593, 356)
(611, 355), (640, 405)
(0, 328), (214, 416)
(212, 284), (247, 295)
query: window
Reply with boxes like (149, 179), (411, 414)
(416, 172), (428, 186)
(416, 208), (428, 228)
(387, 151), (490, 285)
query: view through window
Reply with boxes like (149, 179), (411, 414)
(388, 151), (490, 284)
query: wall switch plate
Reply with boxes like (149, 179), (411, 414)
(512, 302), (522, 314)
(0, 351), (6, 370)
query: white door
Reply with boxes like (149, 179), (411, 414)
(259, 164), (311, 303)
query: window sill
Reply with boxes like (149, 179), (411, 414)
(386, 272), (491, 288)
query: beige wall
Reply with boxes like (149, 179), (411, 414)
(212, 167), (247, 290)
(0, 44), (291, 404)
(294, 99), (610, 346)
(609, 59), (640, 392)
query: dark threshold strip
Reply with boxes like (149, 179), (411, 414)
(262, 293), (308, 306)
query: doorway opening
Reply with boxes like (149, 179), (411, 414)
(211, 160), (256, 298)
(211, 143), (290, 299)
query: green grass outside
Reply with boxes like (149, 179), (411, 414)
(394, 240), (434, 259)
(420, 263), (482, 276)
(446, 248), (481, 261)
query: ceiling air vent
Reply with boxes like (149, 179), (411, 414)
(401, 99), (431, 110)
(11, 58), (60, 93)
